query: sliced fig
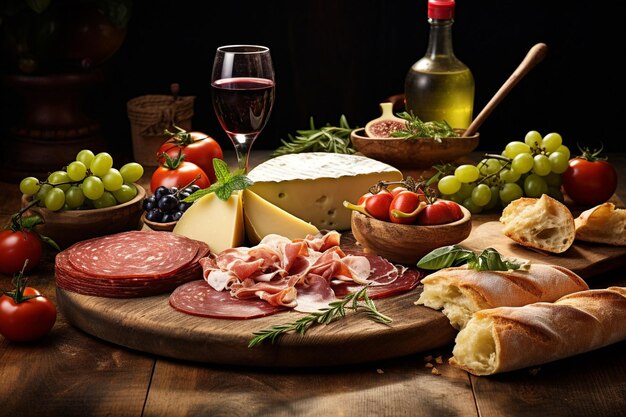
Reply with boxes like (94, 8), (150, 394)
(365, 102), (406, 138)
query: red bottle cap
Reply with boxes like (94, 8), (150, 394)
(428, 0), (455, 20)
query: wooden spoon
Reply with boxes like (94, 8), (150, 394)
(463, 42), (548, 137)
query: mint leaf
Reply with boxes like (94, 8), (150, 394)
(182, 158), (254, 203)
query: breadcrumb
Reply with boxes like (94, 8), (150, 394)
(435, 356), (443, 364)
(376, 368), (384, 374)
(431, 367), (441, 375)
(425, 363), (434, 368)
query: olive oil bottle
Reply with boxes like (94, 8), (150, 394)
(404, 0), (474, 129)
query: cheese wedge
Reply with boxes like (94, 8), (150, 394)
(247, 153), (403, 230)
(173, 191), (244, 254)
(242, 189), (319, 245)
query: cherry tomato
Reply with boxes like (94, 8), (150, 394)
(364, 191), (394, 221)
(150, 160), (211, 193)
(0, 287), (57, 342)
(562, 155), (618, 206)
(389, 190), (427, 224)
(157, 130), (223, 184)
(416, 200), (464, 225)
(0, 229), (43, 276)
(390, 186), (409, 197)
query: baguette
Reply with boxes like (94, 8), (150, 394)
(449, 286), (626, 376)
(575, 202), (626, 246)
(415, 264), (588, 329)
(500, 194), (575, 253)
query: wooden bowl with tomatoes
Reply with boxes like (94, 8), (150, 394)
(21, 184), (146, 249)
(350, 199), (472, 265)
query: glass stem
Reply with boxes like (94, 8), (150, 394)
(231, 133), (257, 173)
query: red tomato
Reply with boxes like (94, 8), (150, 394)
(0, 229), (43, 276)
(157, 131), (223, 184)
(416, 200), (464, 225)
(562, 157), (618, 206)
(390, 186), (408, 196)
(0, 287), (57, 342)
(150, 160), (210, 193)
(389, 191), (427, 224)
(364, 191), (394, 221)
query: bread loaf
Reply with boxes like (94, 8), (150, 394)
(575, 202), (626, 246)
(415, 264), (588, 329)
(449, 286), (626, 376)
(500, 194), (575, 253)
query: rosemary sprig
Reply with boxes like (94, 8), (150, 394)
(390, 111), (458, 143)
(272, 115), (356, 156)
(248, 286), (392, 347)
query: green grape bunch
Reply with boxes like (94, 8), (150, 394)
(19, 150), (145, 212)
(435, 131), (570, 214)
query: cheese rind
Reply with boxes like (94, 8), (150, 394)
(242, 189), (319, 245)
(172, 191), (244, 254)
(247, 153), (403, 230)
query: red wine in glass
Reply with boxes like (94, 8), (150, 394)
(211, 45), (275, 173)
(212, 77), (275, 136)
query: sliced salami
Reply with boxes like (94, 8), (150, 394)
(67, 231), (201, 278)
(169, 280), (287, 319)
(55, 231), (209, 298)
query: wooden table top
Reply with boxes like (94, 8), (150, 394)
(1, 152), (625, 417)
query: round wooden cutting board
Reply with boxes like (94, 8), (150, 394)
(56, 286), (457, 368)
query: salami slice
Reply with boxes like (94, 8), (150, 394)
(67, 231), (201, 278)
(169, 280), (287, 319)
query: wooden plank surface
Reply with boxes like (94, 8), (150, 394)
(143, 349), (478, 417)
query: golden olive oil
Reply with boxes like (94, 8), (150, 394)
(404, 67), (474, 129)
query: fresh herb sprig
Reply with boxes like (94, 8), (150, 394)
(248, 286), (392, 347)
(390, 111), (458, 142)
(417, 245), (528, 272)
(272, 115), (356, 156)
(183, 158), (253, 202)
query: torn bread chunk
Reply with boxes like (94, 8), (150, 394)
(500, 194), (575, 253)
(575, 202), (626, 246)
(416, 264), (588, 329)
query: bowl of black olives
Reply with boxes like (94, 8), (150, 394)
(141, 184), (200, 231)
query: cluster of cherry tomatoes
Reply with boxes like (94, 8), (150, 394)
(347, 180), (465, 226)
(150, 126), (223, 193)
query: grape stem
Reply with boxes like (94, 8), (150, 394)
(476, 153), (512, 186)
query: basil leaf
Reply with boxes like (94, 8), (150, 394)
(468, 248), (521, 272)
(416, 245), (475, 270)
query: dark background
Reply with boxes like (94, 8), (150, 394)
(5, 0), (626, 163)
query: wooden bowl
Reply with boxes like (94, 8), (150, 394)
(21, 184), (146, 249)
(350, 205), (472, 265)
(141, 212), (177, 232)
(350, 127), (479, 169)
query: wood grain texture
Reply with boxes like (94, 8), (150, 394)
(143, 347), (477, 417)
(56, 286), (458, 368)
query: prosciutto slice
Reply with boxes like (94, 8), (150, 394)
(189, 231), (422, 316)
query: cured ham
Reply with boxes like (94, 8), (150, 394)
(169, 231), (423, 318)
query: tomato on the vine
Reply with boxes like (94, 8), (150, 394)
(562, 147), (618, 206)
(157, 126), (223, 183)
(0, 267), (57, 342)
(364, 191), (394, 222)
(0, 229), (42, 276)
(416, 200), (464, 225)
(389, 190), (427, 224)
(151, 154), (211, 193)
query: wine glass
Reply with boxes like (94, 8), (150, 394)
(211, 45), (275, 173)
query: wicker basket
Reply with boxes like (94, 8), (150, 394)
(127, 85), (195, 166)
